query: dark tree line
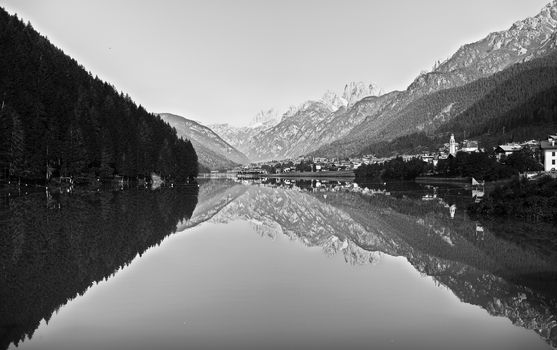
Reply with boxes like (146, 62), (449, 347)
(356, 149), (542, 182)
(355, 157), (431, 180)
(0, 8), (197, 183)
(260, 160), (316, 174)
(436, 149), (542, 181)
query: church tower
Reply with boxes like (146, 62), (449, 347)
(449, 134), (457, 156)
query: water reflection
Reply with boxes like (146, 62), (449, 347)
(0, 186), (198, 350)
(209, 178), (557, 348)
(1, 178), (556, 349)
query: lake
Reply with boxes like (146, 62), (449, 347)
(1, 178), (556, 350)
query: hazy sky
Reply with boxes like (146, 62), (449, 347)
(0, 0), (551, 126)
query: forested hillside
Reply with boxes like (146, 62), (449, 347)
(309, 2), (557, 159)
(358, 86), (557, 158)
(314, 51), (557, 158)
(437, 64), (557, 144)
(346, 53), (557, 157)
(0, 8), (197, 182)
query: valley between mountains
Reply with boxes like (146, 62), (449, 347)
(165, 0), (557, 169)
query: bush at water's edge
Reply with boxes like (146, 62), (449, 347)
(468, 176), (557, 222)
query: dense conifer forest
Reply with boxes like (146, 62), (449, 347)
(0, 8), (198, 183)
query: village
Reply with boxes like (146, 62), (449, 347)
(233, 133), (557, 177)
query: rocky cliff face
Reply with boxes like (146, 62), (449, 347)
(208, 109), (282, 159)
(320, 82), (381, 110)
(159, 113), (249, 170)
(342, 81), (382, 107)
(411, 0), (557, 94)
(249, 108), (281, 127)
(242, 101), (336, 161)
(312, 92), (402, 157)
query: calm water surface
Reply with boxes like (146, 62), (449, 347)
(1, 179), (556, 349)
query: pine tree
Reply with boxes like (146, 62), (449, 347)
(99, 129), (115, 178)
(61, 122), (88, 177)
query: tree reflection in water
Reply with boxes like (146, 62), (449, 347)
(0, 186), (198, 350)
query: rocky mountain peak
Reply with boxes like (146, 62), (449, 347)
(320, 90), (347, 111)
(281, 105), (301, 120)
(342, 81), (382, 107)
(280, 100), (323, 121)
(511, 0), (557, 31)
(249, 108), (280, 128)
(318, 82), (382, 112)
(539, 0), (557, 21)
(408, 1), (557, 95)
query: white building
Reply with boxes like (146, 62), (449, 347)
(540, 135), (557, 172)
(449, 134), (457, 156)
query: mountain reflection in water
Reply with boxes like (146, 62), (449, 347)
(1, 179), (556, 349)
(204, 178), (557, 348)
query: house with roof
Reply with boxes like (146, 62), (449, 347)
(540, 135), (557, 172)
(461, 140), (479, 153)
(521, 140), (540, 151)
(494, 143), (522, 160)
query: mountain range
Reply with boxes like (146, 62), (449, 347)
(204, 1), (557, 163)
(158, 113), (249, 171)
(333, 49), (557, 158)
(315, 0), (557, 157)
(211, 81), (382, 161)
(209, 109), (281, 158)
(3, 2), (556, 172)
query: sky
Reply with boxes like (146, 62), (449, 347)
(0, 0), (551, 126)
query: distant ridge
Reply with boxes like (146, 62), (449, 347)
(159, 113), (249, 171)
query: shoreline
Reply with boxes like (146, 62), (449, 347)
(265, 170), (355, 179)
(415, 176), (471, 183)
